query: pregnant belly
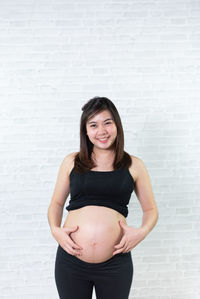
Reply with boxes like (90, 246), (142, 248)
(63, 206), (126, 263)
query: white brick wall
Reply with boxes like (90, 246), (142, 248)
(0, 0), (200, 298)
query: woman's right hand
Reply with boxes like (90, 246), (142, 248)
(52, 226), (83, 256)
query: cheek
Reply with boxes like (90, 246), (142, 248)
(86, 127), (92, 136)
(87, 130), (95, 139)
(110, 126), (117, 136)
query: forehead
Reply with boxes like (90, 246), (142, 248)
(87, 110), (113, 123)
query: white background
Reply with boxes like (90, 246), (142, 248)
(0, 0), (200, 298)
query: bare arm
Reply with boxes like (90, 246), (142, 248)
(134, 156), (159, 237)
(48, 203), (64, 234)
(47, 154), (71, 233)
(113, 156), (158, 255)
(47, 152), (83, 256)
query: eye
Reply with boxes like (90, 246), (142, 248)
(89, 122), (112, 128)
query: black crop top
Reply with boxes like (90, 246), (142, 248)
(65, 166), (135, 218)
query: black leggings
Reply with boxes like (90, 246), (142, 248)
(55, 245), (134, 299)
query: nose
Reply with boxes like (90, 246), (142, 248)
(98, 125), (107, 135)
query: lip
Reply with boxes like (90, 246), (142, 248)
(97, 137), (109, 143)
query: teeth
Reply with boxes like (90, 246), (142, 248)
(99, 137), (108, 140)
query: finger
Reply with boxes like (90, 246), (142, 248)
(71, 247), (83, 256)
(114, 244), (123, 249)
(119, 220), (127, 229)
(123, 248), (129, 253)
(123, 246), (130, 253)
(73, 249), (83, 256)
(65, 245), (82, 256)
(113, 241), (129, 254)
(62, 244), (73, 255)
(72, 242), (83, 250)
(66, 236), (83, 249)
(64, 226), (79, 233)
(114, 239), (126, 249)
(113, 244), (127, 254)
(114, 241), (127, 249)
(113, 248), (124, 255)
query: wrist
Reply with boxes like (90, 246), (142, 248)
(51, 226), (60, 235)
(140, 226), (149, 238)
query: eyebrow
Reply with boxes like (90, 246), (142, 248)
(88, 118), (113, 124)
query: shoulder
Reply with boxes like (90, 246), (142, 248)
(129, 155), (148, 183)
(63, 151), (79, 175)
(64, 151), (79, 161)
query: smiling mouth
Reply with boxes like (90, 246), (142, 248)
(97, 137), (109, 143)
(98, 137), (109, 140)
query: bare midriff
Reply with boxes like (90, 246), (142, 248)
(63, 205), (127, 263)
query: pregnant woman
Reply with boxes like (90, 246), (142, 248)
(47, 96), (158, 299)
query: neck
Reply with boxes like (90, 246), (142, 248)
(92, 148), (115, 163)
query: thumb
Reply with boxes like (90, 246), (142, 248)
(119, 220), (127, 229)
(64, 225), (79, 233)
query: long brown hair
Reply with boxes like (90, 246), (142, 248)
(73, 96), (132, 173)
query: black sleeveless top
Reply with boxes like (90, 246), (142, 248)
(65, 166), (135, 218)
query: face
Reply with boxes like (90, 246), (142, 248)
(86, 109), (117, 151)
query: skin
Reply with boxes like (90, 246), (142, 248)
(47, 109), (159, 259)
(85, 109), (118, 163)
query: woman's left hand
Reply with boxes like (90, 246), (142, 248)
(113, 220), (146, 255)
